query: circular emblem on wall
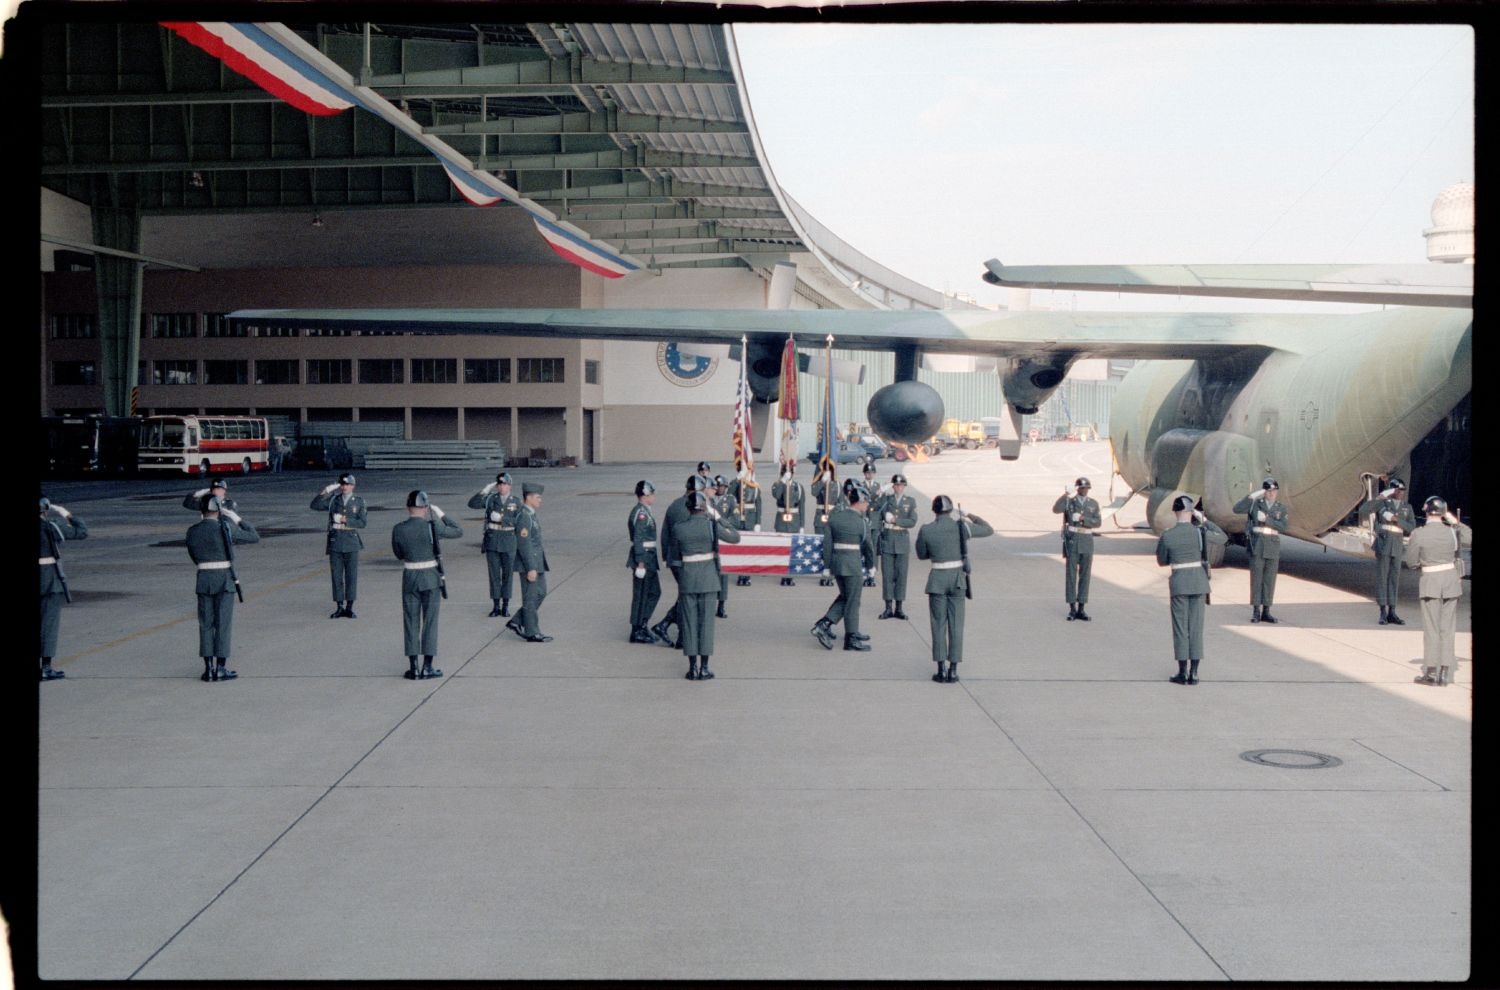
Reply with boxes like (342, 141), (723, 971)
(656, 342), (719, 388)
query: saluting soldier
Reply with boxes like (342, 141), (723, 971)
(915, 496), (994, 682)
(711, 475), (736, 618)
(857, 460), (880, 587)
(311, 472), (367, 618)
(674, 490), (741, 681)
(1232, 477), (1288, 623)
(391, 491), (462, 680)
(1052, 476), (1103, 621)
(187, 494), (260, 683)
(627, 480), (662, 644)
(728, 474), (762, 586)
(182, 477), (235, 513)
(650, 475), (706, 646)
(1155, 496), (1228, 686)
(811, 479), (877, 651)
(1405, 496), (1472, 687)
(39, 497), (86, 682)
(508, 482), (552, 643)
(771, 462), (806, 586)
(467, 471), (523, 618)
(1358, 477), (1416, 625)
(873, 473), (918, 620)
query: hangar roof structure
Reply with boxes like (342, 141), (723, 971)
(32, 16), (973, 313)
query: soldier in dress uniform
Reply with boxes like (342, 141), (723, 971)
(1232, 477), (1288, 623)
(507, 482), (552, 643)
(1358, 477), (1416, 625)
(1052, 476), (1103, 621)
(182, 477), (235, 513)
(811, 479), (877, 651)
(467, 471), (523, 617)
(915, 496), (994, 682)
(627, 480), (662, 644)
(310, 472), (367, 618)
(1405, 496), (1472, 687)
(872, 473), (918, 620)
(810, 471), (847, 587)
(857, 460), (880, 587)
(711, 475), (736, 618)
(770, 462), (806, 586)
(1155, 496), (1228, 685)
(39, 497), (86, 682)
(696, 461), (714, 487)
(674, 491), (741, 681)
(391, 491), (462, 679)
(728, 473), (762, 586)
(186, 494), (260, 682)
(649, 475), (706, 646)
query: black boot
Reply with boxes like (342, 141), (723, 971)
(1067, 602), (1078, 621)
(1413, 666), (1438, 685)
(420, 656), (443, 679)
(1187, 659), (1200, 685)
(405, 656), (419, 680)
(1169, 660), (1188, 685)
(893, 602), (908, 620)
(330, 603), (344, 619)
(650, 619), (672, 644)
(1259, 608), (1277, 624)
(507, 615), (526, 639)
(215, 658), (238, 681)
(686, 658), (699, 680)
(863, 575), (876, 587)
(499, 600), (511, 618)
(1378, 605), (1389, 625)
(344, 601), (356, 619)
(945, 663), (959, 683)
(1075, 605), (1091, 622)
(489, 599), (503, 618)
(40, 658), (66, 681)
(811, 620), (835, 650)
(878, 602), (894, 620)
(1252, 605), (1262, 623)
(716, 602), (728, 619)
(786, 577), (796, 587)
(843, 635), (871, 652)
(1387, 609), (1406, 625)
(202, 657), (215, 682)
(736, 575), (751, 586)
(698, 657), (714, 680)
(1437, 665), (1451, 686)
(933, 662), (947, 683)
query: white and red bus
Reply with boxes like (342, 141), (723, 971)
(138, 415), (270, 476)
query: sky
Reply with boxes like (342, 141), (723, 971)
(733, 22), (1473, 313)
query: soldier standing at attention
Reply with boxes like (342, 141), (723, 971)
(1155, 496), (1228, 686)
(696, 461), (714, 487)
(627, 480), (662, 644)
(467, 471), (522, 618)
(711, 475), (736, 618)
(728, 473), (762, 586)
(508, 482), (552, 643)
(182, 477), (235, 513)
(1405, 496), (1472, 687)
(858, 460), (880, 587)
(187, 494), (259, 682)
(311, 472), (367, 618)
(873, 473), (918, 620)
(915, 496), (994, 682)
(1052, 476), (1102, 621)
(1232, 477), (1288, 623)
(811, 479), (877, 652)
(39, 497), (86, 682)
(811, 471), (846, 587)
(392, 491), (462, 679)
(650, 475), (705, 646)
(771, 462), (806, 586)
(1358, 477), (1415, 625)
(674, 491), (741, 681)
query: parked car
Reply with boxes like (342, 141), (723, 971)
(288, 435), (352, 470)
(848, 432), (889, 460)
(806, 437), (866, 466)
(931, 431), (958, 450)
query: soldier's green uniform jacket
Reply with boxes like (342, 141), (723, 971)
(628, 502), (659, 570)
(311, 489), (368, 552)
(515, 507), (548, 575)
(1155, 519), (1227, 596)
(1231, 493), (1287, 558)
(467, 486), (523, 554)
(40, 514), (87, 595)
(391, 514), (463, 593)
(770, 479), (805, 533)
(187, 516), (260, 592)
(821, 504), (876, 576)
(728, 479), (763, 530)
(916, 513), (995, 593)
(1052, 494), (1103, 553)
(1405, 518), (1472, 600)
(872, 491), (918, 555)
(1359, 495), (1417, 557)
(810, 479), (848, 527)
(673, 513), (740, 657)
(661, 494), (694, 567)
(183, 489), (237, 512)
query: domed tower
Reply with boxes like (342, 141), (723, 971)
(1424, 182), (1474, 263)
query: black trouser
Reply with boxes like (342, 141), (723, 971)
(329, 550), (359, 602)
(822, 573), (863, 637)
(402, 588), (441, 656)
(197, 591), (235, 657)
(631, 568), (661, 627)
(486, 548), (516, 602)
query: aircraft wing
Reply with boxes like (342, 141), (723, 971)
(229, 306), (1419, 360)
(982, 261), (1472, 308)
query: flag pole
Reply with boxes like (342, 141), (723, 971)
(822, 333), (834, 520)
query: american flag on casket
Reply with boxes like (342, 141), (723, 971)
(720, 532), (826, 575)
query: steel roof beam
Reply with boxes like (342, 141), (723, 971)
(424, 110), (747, 136)
(368, 59), (736, 90)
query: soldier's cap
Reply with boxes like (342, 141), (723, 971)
(203, 494), (225, 513)
(686, 491), (709, 512)
(1389, 478), (1407, 491)
(697, 461), (711, 472)
(713, 474), (729, 488)
(635, 479), (655, 497)
(1076, 477), (1091, 488)
(685, 475), (707, 492)
(39, 496), (50, 512)
(862, 460), (877, 474)
(891, 473), (908, 485)
(523, 482), (545, 496)
(1423, 495), (1447, 515)
(1172, 494), (1196, 513)
(210, 478), (228, 490)
(339, 472), (356, 485)
(496, 471), (512, 485)
(931, 494), (954, 514)
(1262, 477), (1279, 490)
(407, 490), (430, 508)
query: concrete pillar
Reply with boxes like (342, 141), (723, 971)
(403, 406), (413, 441)
(92, 190), (143, 418)
(565, 404), (583, 460)
(456, 407), (466, 441)
(510, 407), (519, 462)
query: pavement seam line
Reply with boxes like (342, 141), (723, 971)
(1350, 737), (1452, 791)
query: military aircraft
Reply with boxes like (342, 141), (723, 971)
(233, 258), (1471, 562)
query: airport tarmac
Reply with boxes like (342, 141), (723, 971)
(33, 442), (1471, 981)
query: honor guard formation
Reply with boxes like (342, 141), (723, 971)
(39, 463), (1470, 689)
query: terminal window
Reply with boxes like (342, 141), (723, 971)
(585, 360), (600, 385)
(203, 313), (248, 338)
(306, 359), (353, 385)
(464, 359), (510, 384)
(360, 359), (405, 384)
(518, 358), (564, 384)
(52, 361), (97, 386)
(412, 358), (458, 384)
(154, 360), (198, 385)
(254, 324), (300, 338)
(204, 360), (249, 386)
(256, 360), (299, 385)
(51, 314), (96, 339)
(151, 313), (198, 338)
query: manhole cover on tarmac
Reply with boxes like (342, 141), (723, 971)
(1240, 749), (1343, 770)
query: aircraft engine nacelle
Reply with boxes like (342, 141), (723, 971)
(867, 380), (945, 445)
(1147, 427), (1261, 535)
(1000, 355), (1074, 414)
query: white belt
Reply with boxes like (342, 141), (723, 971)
(330, 524), (352, 531)
(834, 542), (861, 551)
(1171, 562), (1204, 570)
(884, 525), (908, 532)
(486, 524), (516, 531)
(197, 561), (232, 570)
(682, 552), (715, 564)
(1066, 526), (1096, 534)
(641, 540), (658, 548)
(1381, 525), (1405, 534)
(1422, 563), (1455, 573)
(931, 560), (963, 570)
(1252, 526), (1281, 536)
(403, 560), (438, 570)
(39, 556), (57, 565)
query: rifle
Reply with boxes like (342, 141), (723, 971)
(430, 516), (449, 599)
(958, 504), (973, 600)
(1198, 521), (1211, 606)
(45, 522), (72, 604)
(219, 519), (245, 603)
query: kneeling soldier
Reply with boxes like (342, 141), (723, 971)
(311, 472), (367, 618)
(392, 491), (462, 679)
(187, 495), (259, 682)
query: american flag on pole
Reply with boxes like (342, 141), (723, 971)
(732, 335), (757, 486)
(777, 336), (800, 467)
(720, 532), (825, 575)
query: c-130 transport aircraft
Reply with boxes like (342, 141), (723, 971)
(236, 253), (1471, 564)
